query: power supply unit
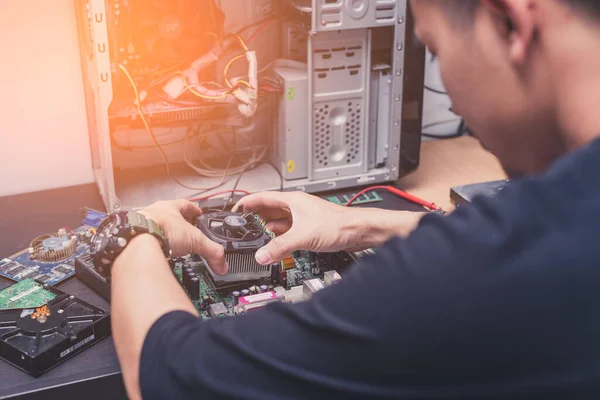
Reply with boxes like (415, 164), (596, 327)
(75, 0), (425, 211)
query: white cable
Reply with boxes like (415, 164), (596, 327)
(183, 126), (268, 177)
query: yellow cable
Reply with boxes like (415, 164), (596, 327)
(209, 0), (216, 26)
(118, 64), (153, 136)
(224, 54), (246, 88)
(235, 34), (249, 52)
(234, 80), (253, 89)
(204, 32), (219, 42)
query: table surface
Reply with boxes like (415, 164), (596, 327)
(398, 137), (507, 212)
(0, 137), (506, 400)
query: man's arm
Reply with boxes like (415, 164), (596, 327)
(342, 207), (426, 250)
(110, 200), (227, 400)
(111, 234), (197, 400)
(233, 191), (426, 264)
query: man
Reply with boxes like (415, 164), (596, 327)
(110, 0), (600, 398)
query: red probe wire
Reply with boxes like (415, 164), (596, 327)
(344, 186), (443, 212)
(189, 186), (442, 213)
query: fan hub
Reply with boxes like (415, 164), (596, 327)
(224, 216), (248, 229)
(42, 237), (66, 251)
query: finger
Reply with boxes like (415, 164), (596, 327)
(265, 219), (292, 235)
(186, 225), (228, 275)
(174, 200), (203, 221)
(233, 191), (292, 213)
(255, 229), (301, 265)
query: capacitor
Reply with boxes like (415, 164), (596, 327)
(241, 289), (250, 297)
(183, 266), (193, 286)
(280, 269), (288, 288)
(231, 291), (241, 307)
(182, 268), (189, 287)
(270, 263), (281, 285)
(259, 285), (268, 293)
(189, 277), (200, 300)
(249, 285), (259, 294)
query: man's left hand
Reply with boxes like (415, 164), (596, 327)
(139, 200), (227, 275)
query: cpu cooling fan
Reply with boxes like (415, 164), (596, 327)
(197, 212), (270, 251)
(29, 229), (76, 263)
(196, 212), (272, 284)
(133, 0), (221, 67)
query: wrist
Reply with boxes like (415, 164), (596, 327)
(342, 208), (426, 249)
(113, 233), (163, 273)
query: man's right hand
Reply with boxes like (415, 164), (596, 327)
(233, 191), (360, 265)
(233, 191), (427, 265)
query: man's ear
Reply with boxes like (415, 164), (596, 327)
(482, 0), (536, 65)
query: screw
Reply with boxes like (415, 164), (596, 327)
(58, 309), (64, 314)
(398, 16), (405, 24)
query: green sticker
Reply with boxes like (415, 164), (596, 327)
(287, 87), (296, 101)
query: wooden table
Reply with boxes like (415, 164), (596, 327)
(398, 137), (508, 211)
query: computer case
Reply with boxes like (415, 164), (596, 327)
(75, 0), (425, 212)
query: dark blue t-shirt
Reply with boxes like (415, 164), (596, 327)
(140, 139), (600, 399)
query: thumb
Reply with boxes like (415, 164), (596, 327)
(255, 232), (297, 265)
(187, 226), (228, 275)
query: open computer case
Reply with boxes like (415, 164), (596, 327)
(75, 0), (426, 212)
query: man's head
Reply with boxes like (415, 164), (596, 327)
(410, 0), (600, 177)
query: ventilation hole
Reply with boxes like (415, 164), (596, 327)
(348, 102), (352, 106)
(323, 54), (332, 60)
(350, 70), (359, 76)
(318, 73), (327, 79)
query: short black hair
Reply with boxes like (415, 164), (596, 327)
(439, 0), (600, 21)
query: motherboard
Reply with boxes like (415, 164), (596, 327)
(170, 249), (359, 320)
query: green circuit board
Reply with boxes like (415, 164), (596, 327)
(171, 251), (353, 319)
(172, 260), (235, 320)
(0, 279), (56, 310)
(326, 191), (384, 206)
(172, 257), (317, 320)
